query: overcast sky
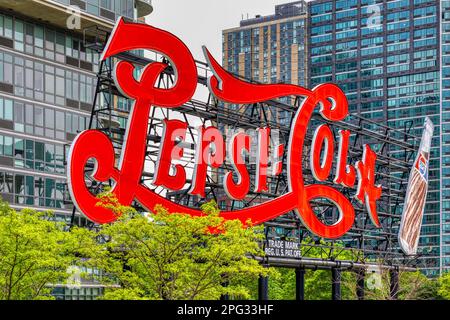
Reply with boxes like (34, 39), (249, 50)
(146, 0), (303, 63)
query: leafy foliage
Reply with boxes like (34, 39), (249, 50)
(1, 191), (449, 301)
(438, 272), (450, 300)
(0, 200), (93, 300)
(92, 192), (271, 300)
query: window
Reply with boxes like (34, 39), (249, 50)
(15, 174), (25, 204)
(311, 2), (332, 15)
(55, 145), (64, 174)
(45, 29), (55, 60)
(387, 0), (409, 10)
(336, 0), (357, 10)
(311, 34), (332, 44)
(311, 45), (333, 56)
(414, 15), (437, 27)
(25, 140), (33, 169)
(45, 108), (54, 138)
(336, 20), (357, 32)
(361, 36), (383, 48)
(311, 25), (332, 36)
(34, 106), (44, 128)
(25, 62), (34, 98)
(101, 0), (113, 10)
(25, 176), (34, 205)
(3, 136), (13, 156)
(34, 141), (44, 172)
(45, 178), (55, 207)
(35, 26), (44, 57)
(34, 62), (44, 101)
(65, 35), (72, 57)
(387, 10), (409, 22)
(0, 52), (13, 84)
(55, 68), (65, 105)
(387, 32), (410, 43)
(4, 15), (12, 38)
(25, 23), (34, 54)
(14, 19), (24, 52)
(414, 6), (436, 18)
(0, 98), (13, 121)
(55, 111), (65, 140)
(361, 57), (384, 69)
(14, 58), (24, 96)
(14, 138), (24, 168)
(312, 13), (332, 24)
(336, 61), (357, 73)
(45, 144), (55, 172)
(55, 33), (65, 63)
(45, 65), (55, 103)
(14, 102), (24, 132)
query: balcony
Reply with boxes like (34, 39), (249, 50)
(135, 0), (153, 18)
(0, 0), (117, 35)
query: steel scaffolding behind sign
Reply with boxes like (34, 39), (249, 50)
(67, 19), (426, 272)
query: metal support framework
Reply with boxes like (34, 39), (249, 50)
(390, 268), (400, 300)
(356, 270), (365, 300)
(295, 267), (305, 301)
(258, 275), (269, 301)
(72, 25), (431, 290)
(331, 268), (342, 301)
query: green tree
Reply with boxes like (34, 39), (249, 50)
(268, 268), (296, 300)
(0, 200), (94, 300)
(351, 269), (441, 300)
(92, 192), (270, 300)
(438, 271), (450, 300)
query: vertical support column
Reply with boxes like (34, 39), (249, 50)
(331, 268), (342, 300)
(258, 275), (269, 301)
(356, 270), (365, 300)
(295, 267), (305, 300)
(390, 269), (399, 300)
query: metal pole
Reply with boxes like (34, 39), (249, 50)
(295, 267), (305, 300)
(331, 268), (341, 300)
(356, 270), (365, 300)
(390, 269), (399, 300)
(258, 275), (269, 301)
(259, 256), (417, 273)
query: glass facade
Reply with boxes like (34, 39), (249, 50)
(0, 0), (144, 299)
(52, 286), (104, 300)
(223, 11), (306, 85)
(441, 0), (450, 274)
(0, 11), (96, 217)
(309, 0), (441, 276)
(0, 1), (146, 228)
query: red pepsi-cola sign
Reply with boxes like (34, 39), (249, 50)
(67, 19), (382, 239)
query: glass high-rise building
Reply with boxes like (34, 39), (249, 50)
(441, 0), (450, 273)
(223, 0), (448, 277)
(222, 1), (307, 88)
(308, 0), (443, 276)
(0, 0), (153, 299)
